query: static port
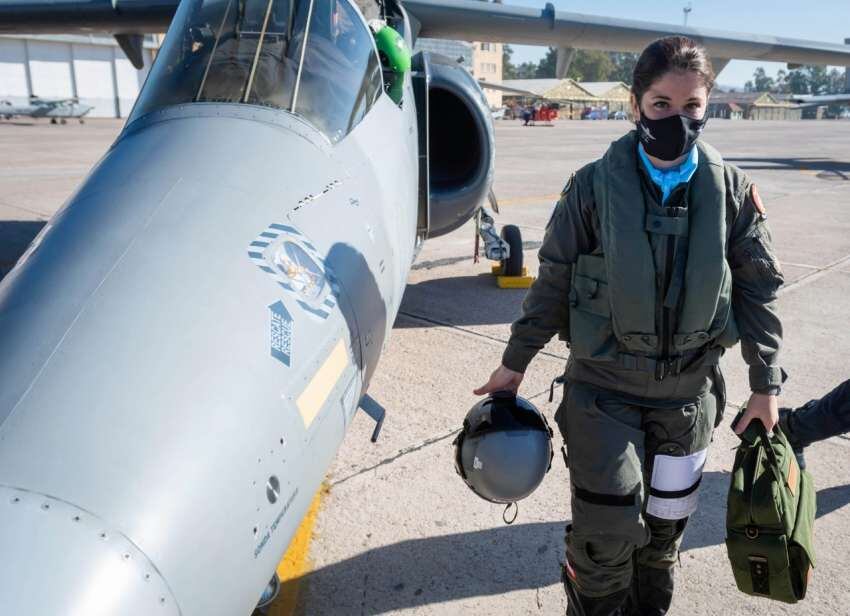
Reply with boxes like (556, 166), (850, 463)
(266, 475), (281, 504)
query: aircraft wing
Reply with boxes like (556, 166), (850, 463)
(1, 0), (850, 67)
(0, 0), (177, 34)
(405, 0), (850, 67)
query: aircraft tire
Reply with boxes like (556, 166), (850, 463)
(500, 224), (523, 277)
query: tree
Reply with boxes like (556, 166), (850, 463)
(808, 65), (830, 95)
(609, 52), (639, 85)
(515, 61), (538, 79)
(502, 44), (517, 80)
(786, 69), (810, 94)
(535, 47), (557, 78)
(750, 67), (775, 92)
(774, 69), (789, 94)
(567, 50), (614, 82)
(524, 48), (636, 84)
(826, 68), (845, 94)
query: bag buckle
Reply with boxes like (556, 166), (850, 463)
(748, 555), (770, 596)
(745, 526), (759, 539)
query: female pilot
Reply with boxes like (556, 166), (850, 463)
(474, 36), (785, 616)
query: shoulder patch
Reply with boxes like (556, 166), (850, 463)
(751, 184), (766, 216)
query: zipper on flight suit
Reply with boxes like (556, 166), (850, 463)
(658, 189), (682, 380)
(655, 243), (675, 381)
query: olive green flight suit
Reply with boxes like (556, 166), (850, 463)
(502, 131), (785, 616)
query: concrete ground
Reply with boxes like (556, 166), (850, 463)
(1, 117), (849, 616)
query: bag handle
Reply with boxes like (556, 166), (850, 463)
(757, 426), (782, 476)
(732, 408), (792, 491)
(754, 421), (794, 493)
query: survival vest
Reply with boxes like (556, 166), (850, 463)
(567, 132), (739, 373)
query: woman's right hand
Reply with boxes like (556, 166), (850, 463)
(473, 365), (524, 396)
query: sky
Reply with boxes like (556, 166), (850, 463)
(502, 0), (850, 88)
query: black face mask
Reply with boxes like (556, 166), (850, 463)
(636, 112), (707, 161)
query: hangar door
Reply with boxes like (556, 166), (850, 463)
(73, 44), (116, 118)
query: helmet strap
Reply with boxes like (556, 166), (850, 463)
(503, 501), (519, 525)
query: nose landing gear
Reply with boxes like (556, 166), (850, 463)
(475, 201), (534, 289)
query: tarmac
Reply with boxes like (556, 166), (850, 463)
(1, 117), (849, 615)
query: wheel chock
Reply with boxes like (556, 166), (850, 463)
(490, 264), (535, 288)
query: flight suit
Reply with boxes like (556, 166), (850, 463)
(501, 131), (785, 615)
(780, 379), (850, 469)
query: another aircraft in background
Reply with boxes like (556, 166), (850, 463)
(789, 93), (850, 106)
(0, 96), (94, 123)
(1, 1), (849, 615)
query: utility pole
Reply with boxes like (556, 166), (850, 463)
(683, 3), (692, 27)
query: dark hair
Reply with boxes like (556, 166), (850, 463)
(631, 36), (715, 104)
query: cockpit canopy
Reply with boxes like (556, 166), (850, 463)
(131, 0), (383, 142)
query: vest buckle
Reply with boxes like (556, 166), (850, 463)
(655, 357), (684, 382)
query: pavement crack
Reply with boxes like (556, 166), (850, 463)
(331, 389), (553, 488)
(0, 200), (49, 219)
(331, 428), (461, 487)
(780, 260), (820, 271)
(411, 241), (542, 272)
(778, 253), (850, 296)
(397, 310), (568, 362)
(411, 255), (471, 271)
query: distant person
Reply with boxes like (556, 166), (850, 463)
(474, 35), (784, 616)
(522, 105), (532, 126)
(780, 379), (850, 469)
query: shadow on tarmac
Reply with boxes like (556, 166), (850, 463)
(725, 157), (850, 180)
(294, 521), (567, 614)
(0, 220), (46, 281)
(814, 483), (850, 518)
(395, 274), (527, 328)
(295, 475), (850, 613)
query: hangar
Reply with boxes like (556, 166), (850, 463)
(0, 34), (156, 118)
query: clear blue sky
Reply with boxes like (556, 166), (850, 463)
(504, 0), (850, 88)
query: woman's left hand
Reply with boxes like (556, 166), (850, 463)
(734, 392), (779, 435)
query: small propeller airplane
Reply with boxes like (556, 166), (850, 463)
(0, 95), (94, 122)
(1, 0), (849, 614)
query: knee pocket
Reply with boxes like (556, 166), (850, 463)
(564, 387), (645, 497)
(568, 534), (634, 595)
(565, 386), (648, 547)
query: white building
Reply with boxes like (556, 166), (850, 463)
(0, 34), (158, 118)
(413, 38), (503, 108)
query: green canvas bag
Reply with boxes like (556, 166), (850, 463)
(726, 410), (816, 603)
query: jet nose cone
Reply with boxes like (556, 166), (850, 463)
(0, 487), (180, 616)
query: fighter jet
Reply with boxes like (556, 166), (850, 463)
(0, 96), (94, 123)
(1, 1), (849, 614)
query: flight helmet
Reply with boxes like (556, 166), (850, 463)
(454, 392), (554, 513)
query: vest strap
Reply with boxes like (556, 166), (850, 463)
(645, 214), (689, 237)
(617, 346), (723, 381)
